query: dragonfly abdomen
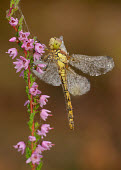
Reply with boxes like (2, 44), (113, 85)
(59, 68), (74, 130)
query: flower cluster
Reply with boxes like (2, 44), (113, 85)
(13, 81), (54, 165)
(6, 3), (54, 169)
(7, 15), (46, 76)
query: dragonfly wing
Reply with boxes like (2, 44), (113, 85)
(67, 68), (90, 96)
(69, 54), (114, 76)
(32, 62), (61, 86)
(60, 36), (68, 54)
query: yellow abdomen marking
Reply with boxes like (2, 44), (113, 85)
(60, 69), (74, 130)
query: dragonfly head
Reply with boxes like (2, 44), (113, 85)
(49, 37), (62, 50)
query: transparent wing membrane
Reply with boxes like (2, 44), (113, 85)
(32, 63), (61, 86)
(67, 68), (90, 96)
(69, 54), (114, 76)
(60, 36), (68, 54)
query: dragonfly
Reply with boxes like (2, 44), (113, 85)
(9, 3), (114, 130)
(33, 36), (114, 130)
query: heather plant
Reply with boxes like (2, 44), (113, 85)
(6, 0), (54, 169)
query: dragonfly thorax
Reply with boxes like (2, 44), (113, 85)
(53, 50), (68, 69)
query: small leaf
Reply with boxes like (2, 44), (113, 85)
(28, 112), (35, 131)
(26, 86), (29, 94)
(35, 122), (39, 129)
(27, 51), (30, 59)
(19, 15), (24, 26)
(10, 0), (15, 8)
(30, 75), (36, 85)
(33, 98), (37, 103)
(33, 143), (36, 151)
(27, 108), (31, 113)
(18, 15), (24, 31)
(35, 104), (40, 110)
(33, 36), (37, 42)
(36, 161), (43, 170)
(26, 146), (32, 159)
(18, 25), (22, 32)
(34, 132), (41, 142)
(14, 0), (20, 7)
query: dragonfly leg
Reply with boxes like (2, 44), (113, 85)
(43, 60), (51, 71)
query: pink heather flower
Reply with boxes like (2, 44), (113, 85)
(35, 43), (45, 54)
(29, 82), (41, 96)
(38, 95), (50, 107)
(42, 141), (54, 151)
(36, 64), (46, 74)
(28, 136), (36, 142)
(21, 39), (34, 51)
(13, 141), (26, 154)
(35, 144), (45, 154)
(19, 30), (30, 41)
(9, 37), (16, 42)
(13, 56), (30, 73)
(9, 17), (18, 26)
(33, 52), (41, 62)
(24, 100), (30, 106)
(26, 152), (43, 165)
(40, 109), (52, 121)
(19, 70), (24, 78)
(6, 48), (18, 59)
(37, 124), (53, 139)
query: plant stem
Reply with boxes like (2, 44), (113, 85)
(25, 51), (35, 170)
(12, 25), (36, 170)
(8, 15), (36, 170)
(13, 26), (18, 32)
(7, 4), (14, 17)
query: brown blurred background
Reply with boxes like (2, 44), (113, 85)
(1, 0), (121, 169)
